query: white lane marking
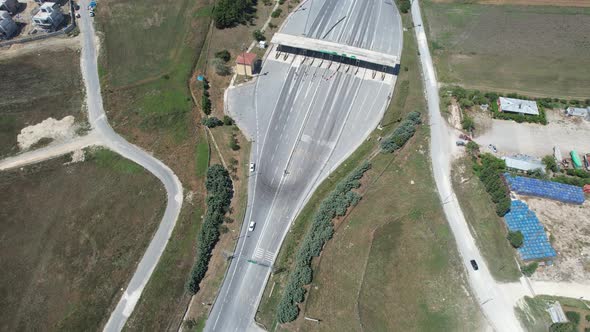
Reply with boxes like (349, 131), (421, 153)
(254, 247), (264, 259)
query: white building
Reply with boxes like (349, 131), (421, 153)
(32, 2), (64, 31)
(0, 10), (17, 39)
(498, 97), (539, 116)
(565, 106), (590, 120)
(502, 154), (545, 173)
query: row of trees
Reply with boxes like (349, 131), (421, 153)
(473, 153), (512, 216)
(186, 165), (234, 294)
(213, 0), (257, 29)
(380, 111), (422, 153)
(276, 163), (372, 323)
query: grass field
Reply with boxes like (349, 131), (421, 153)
(257, 13), (482, 331)
(0, 46), (85, 158)
(433, 0), (590, 6)
(0, 149), (165, 331)
(422, 0), (590, 98)
(95, 0), (211, 185)
(451, 157), (521, 281)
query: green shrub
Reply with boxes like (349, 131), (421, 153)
(253, 29), (266, 42)
(585, 314), (590, 322)
(550, 322), (576, 332)
(202, 95), (212, 115)
(215, 49), (231, 62)
(381, 111), (421, 153)
(229, 135), (240, 151)
(202, 117), (223, 128)
(473, 154), (511, 216)
(223, 115), (234, 126)
(462, 115), (475, 131)
(276, 163), (371, 324)
(566, 311), (580, 325)
(213, 0), (256, 29)
(543, 155), (558, 172)
(552, 175), (590, 188)
(520, 262), (538, 277)
(397, 0), (410, 13)
(507, 231), (524, 248)
(271, 8), (282, 18)
(186, 165), (233, 294)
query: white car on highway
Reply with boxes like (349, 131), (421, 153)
(248, 221), (256, 232)
(249, 163), (255, 173)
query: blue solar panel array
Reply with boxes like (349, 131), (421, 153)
(504, 200), (556, 261)
(504, 174), (585, 205)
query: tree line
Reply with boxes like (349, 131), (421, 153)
(380, 111), (422, 153)
(473, 153), (511, 217)
(213, 0), (257, 29)
(186, 164), (234, 294)
(276, 162), (372, 323)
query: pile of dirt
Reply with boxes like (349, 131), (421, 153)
(522, 197), (590, 283)
(17, 116), (78, 150)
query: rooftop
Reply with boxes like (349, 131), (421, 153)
(499, 97), (539, 116)
(566, 106), (590, 118)
(502, 155), (544, 172)
(236, 52), (257, 66)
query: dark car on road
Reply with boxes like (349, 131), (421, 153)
(470, 259), (479, 271)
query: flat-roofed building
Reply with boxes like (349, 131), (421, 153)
(566, 106), (590, 120)
(498, 97), (539, 116)
(503, 154), (545, 173)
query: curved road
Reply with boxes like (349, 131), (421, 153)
(411, 1), (523, 331)
(75, 1), (184, 331)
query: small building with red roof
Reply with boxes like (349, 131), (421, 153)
(235, 52), (258, 77)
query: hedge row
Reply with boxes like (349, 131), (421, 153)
(186, 165), (234, 295)
(552, 175), (590, 188)
(473, 153), (511, 216)
(380, 111), (422, 153)
(276, 162), (372, 324)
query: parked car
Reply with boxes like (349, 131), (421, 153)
(248, 221), (256, 232)
(249, 163), (255, 173)
(456, 140), (466, 146)
(488, 144), (497, 153)
(470, 259), (479, 271)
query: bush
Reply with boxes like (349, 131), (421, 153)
(213, 58), (232, 76)
(473, 153), (511, 216)
(466, 141), (479, 156)
(552, 175), (590, 188)
(229, 135), (240, 151)
(276, 163), (371, 323)
(202, 95), (211, 115)
(271, 8), (282, 18)
(253, 29), (266, 42)
(507, 231), (524, 248)
(586, 314), (590, 322)
(202, 117), (223, 128)
(566, 311), (580, 325)
(550, 323), (576, 332)
(223, 115), (234, 126)
(520, 262), (538, 277)
(543, 155), (558, 172)
(462, 115), (475, 131)
(187, 165), (233, 294)
(381, 111), (421, 153)
(215, 49), (231, 62)
(398, 0), (410, 13)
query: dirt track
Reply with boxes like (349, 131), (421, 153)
(432, 0), (590, 6)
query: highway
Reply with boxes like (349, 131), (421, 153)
(410, 1), (523, 331)
(206, 1), (402, 331)
(75, 1), (185, 331)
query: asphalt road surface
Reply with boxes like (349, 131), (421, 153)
(206, 2), (402, 331)
(411, 1), (523, 331)
(281, 0), (400, 55)
(74, 1), (185, 331)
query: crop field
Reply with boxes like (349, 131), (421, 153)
(257, 15), (482, 331)
(422, 0), (590, 98)
(0, 46), (85, 158)
(432, 0), (590, 6)
(0, 149), (165, 331)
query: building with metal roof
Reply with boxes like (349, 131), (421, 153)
(502, 155), (544, 173)
(498, 97), (539, 116)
